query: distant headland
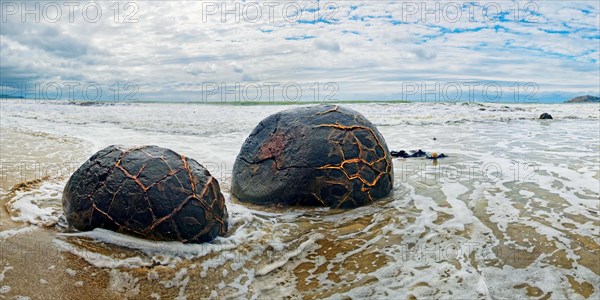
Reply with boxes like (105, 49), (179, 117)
(565, 95), (600, 103)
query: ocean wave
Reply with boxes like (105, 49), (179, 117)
(1, 101), (598, 298)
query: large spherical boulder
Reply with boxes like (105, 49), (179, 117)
(231, 105), (393, 209)
(63, 145), (228, 243)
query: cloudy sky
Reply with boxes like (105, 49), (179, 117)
(1, 0), (599, 102)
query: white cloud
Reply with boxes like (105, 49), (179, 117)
(0, 0), (598, 101)
(313, 39), (341, 52)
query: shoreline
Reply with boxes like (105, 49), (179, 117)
(4, 98), (600, 106)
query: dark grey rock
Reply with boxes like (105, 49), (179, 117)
(231, 105), (393, 209)
(539, 113), (553, 119)
(62, 145), (228, 243)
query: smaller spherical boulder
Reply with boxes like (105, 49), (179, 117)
(231, 105), (394, 209)
(63, 145), (228, 243)
(539, 113), (553, 119)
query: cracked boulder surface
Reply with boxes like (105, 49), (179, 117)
(62, 145), (228, 243)
(231, 105), (393, 209)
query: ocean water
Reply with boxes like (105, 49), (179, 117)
(0, 101), (598, 299)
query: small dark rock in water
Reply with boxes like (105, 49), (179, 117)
(426, 153), (447, 159)
(433, 137), (437, 141)
(539, 113), (553, 119)
(410, 149), (426, 157)
(391, 150), (410, 158)
(62, 145), (228, 243)
(391, 149), (428, 158)
(231, 105), (393, 209)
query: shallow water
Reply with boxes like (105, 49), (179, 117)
(1, 101), (599, 299)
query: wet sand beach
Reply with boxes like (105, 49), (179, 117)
(1, 102), (599, 299)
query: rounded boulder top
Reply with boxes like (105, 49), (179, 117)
(62, 145), (228, 243)
(231, 105), (393, 209)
